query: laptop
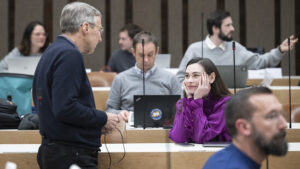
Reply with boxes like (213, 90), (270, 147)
(216, 65), (248, 88)
(7, 57), (40, 75)
(133, 95), (180, 128)
(155, 54), (171, 68)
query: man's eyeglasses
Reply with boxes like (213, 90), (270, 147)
(80, 22), (104, 35)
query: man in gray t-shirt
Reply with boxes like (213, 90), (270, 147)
(106, 31), (182, 118)
(177, 10), (298, 83)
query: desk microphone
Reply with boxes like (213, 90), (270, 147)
(142, 39), (145, 96)
(201, 12), (204, 58)
(232, 41), (236, 94)
(142, 39), (146, 129)
(288, 38), (292, 128)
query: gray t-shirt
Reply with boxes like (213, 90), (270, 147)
(106, 66), (182, 114)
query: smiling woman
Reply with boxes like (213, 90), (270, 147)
(0, 21), (50, 72)
(169, 57), (231, 144)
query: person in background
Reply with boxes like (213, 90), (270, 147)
(176, 10), (298, 83)
(169, 58), (231, 143)
(106, 31), (181, 118)
(203, 87), (288, 169)
(33, 2), (124, 169)
(0, 21), (50, 72)
(107, 24), (142, 73)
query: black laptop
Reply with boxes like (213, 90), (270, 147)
(133, 95), (180, 128)
(216, 65), (248, 88)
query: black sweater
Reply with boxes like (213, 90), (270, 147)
(33, 36), (107, 149)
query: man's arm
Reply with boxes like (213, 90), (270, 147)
(105, 75), (123, 114)
(237, 35), (298, 69)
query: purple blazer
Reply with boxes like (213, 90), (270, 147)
(169, 93), (231, 143)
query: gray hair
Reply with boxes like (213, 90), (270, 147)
(60, 2), (102, 33)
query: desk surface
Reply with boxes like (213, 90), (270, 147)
(1, 143), (300, 169)
(1, 123), (300, 144)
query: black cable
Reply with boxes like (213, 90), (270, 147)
(288, 38), (292, 128)
(232, 41), (236, 94)
(266, 155), (269, 169)
(103, 128), (126, 169)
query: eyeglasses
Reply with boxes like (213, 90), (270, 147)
(80, 22), (104, 36)
(93, 24), (104, 35)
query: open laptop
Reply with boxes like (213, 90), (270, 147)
(155, 54), (171, 68)
(133, 95), (180, 128)
(7, 57), (40, 75)
(216, 65), (248, 88)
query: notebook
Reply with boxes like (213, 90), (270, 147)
(216, 65), (248, 88)
(133, 95), (180, 128)
(7, 57), (40, 75)
(155, 54), (171, 68)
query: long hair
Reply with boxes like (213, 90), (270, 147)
(18, 21), (50, 56)
(184, 58), (231, 99)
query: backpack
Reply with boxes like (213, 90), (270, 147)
(0, 97), (20, 129)
(0, 73), (33, 116)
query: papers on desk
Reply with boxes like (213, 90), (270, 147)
(248, 68), (282, 79)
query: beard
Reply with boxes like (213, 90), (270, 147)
(252, 125), (288, 156)
(218, 30), (233, 42)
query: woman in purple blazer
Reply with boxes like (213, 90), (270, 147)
(170, 58), (231, 143)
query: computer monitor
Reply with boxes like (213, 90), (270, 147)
(216, 65), (248, 88)
(155, 54), (171, 68)
(7, 57), (40, 75)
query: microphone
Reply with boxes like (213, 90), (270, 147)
(142, 39), (145, 96)
(142, 39), (146, 129)
(232, 41), (236, 94)
(288, 38), (292, 128)
(201, 12), (204, 58)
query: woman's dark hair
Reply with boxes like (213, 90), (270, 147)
(184, 58), (231, 99)
(18, 21), (50, 56)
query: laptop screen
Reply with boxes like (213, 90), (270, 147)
(7, 57), (40, 75)
(216, 65), (248, 88)
(133, 95), (180, 128)
(155, 54), (171, 68)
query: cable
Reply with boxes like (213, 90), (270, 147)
(103, 128), (126, 169)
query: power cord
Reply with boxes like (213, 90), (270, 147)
(103, 128), (126, 169)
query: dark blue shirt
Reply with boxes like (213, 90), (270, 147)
(203, 143), (261, 169)
(33, 36), (107, 150)
(107, 49), (136, 73)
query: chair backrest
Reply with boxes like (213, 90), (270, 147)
(87, 72), (117, 87)
(292, 107), (300, 122)
(0, 73), (33, 116)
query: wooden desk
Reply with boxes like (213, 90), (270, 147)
(1, 143), (300, 169)
(1, 123), (300, 144)
(94, 87), (300, 112)
(247, 76), (300, 86)
(229, 86), (300, 104)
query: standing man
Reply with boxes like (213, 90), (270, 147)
(106, 31), (181, 116)
(33, 2), (122, 169)
(203, 87), (288, 169)
(107, 24), (142, 73)
(176, 10), (298, 83)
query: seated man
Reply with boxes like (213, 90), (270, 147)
(176, 10), (298, 83)
(106, 31), (182, 116)
(107, 24), (142, 73)
(203, 87), (288, 169)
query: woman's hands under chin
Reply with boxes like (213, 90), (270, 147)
(193, 73), (211, 99)
(183, 83), (193, 98)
